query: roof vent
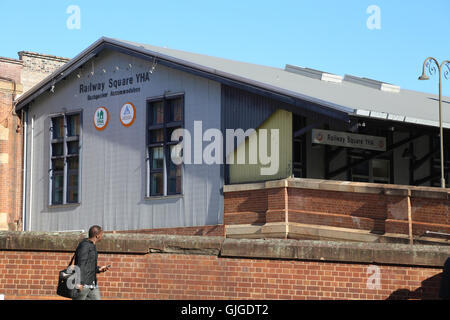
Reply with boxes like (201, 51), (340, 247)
(285, 64), (342, 83)
(343, 75), (400, 93)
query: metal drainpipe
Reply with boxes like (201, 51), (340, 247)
(21, 109), (27, 231)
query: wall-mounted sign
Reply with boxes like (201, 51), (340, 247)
(79, 71), (152, 101)
(93, 106), (109, 131)
(120, 102), (136, 127)
(312, 129), (386, 152)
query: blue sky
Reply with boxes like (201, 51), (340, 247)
(1, 0), (449, 95)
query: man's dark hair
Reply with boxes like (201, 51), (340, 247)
(88, 225), (102, 238)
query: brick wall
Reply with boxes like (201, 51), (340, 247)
(0, 232), (448, 300)
(0, 57), (23, 231)
(224, 179), (450, 243)
(0, 52), (69, 231)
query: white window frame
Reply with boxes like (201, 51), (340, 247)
(49, 111), (82, 206)
(146, 94), (184, 198)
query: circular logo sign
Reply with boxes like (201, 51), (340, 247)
(120, 102), (136, 127)
(93, 106), (109, 131)
(316, 133), (323, 142)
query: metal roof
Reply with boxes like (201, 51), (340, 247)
(15, 37), (450, 129)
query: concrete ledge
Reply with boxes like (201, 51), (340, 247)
(224, 178), (450, 199)
(0, 231), (223, 255)
(226, 222), (450, 245)
(220, 238), (450, 267)
(1, 231), (450, 267)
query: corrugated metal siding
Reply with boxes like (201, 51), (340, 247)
(222, 85), (277, 132)
(24, 50), (223, 232)
(229, 109), (292, 184)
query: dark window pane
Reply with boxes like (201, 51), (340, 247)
(167, 126), (182, 143)
(67, 141), (79, 155)
(150, 172), (163, 196)
(52, 117), (64, 139)
(167, 146), (182, 195)
(352, 160), (369, 176)
(52, 159), (64, 171)
(167, 165), (182, 195)
(52, 174), (64, 205)
(52, 143), (64, 157)
(150, 101), (164, 125)
(149, 129), (164, 143)
(372, 159), (389, 178)
(67, 157), (79, 170)
(67, 114), (80, 137)
(67, 172), (79, 203)
(67, 188), (78, 203)
(151, 147), (164, 169)
(67, 173), (78, 188)
(168, 98), (183, 122)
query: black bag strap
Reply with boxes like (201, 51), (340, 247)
(67, 246), (77, 268)
(68, 253), (76, 267)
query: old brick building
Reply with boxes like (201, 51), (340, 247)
(0, 52), (69, 231)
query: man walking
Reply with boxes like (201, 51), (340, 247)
(73, 225), (110, 300)
(439, 257), (450, 300)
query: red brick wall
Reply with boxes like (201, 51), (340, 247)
(0, 249), (443, 300)
(0, 58), (23, 231)
(0, 52), (69, 231)
(224, 185), (450, 238)
(224, 189), (268, 225)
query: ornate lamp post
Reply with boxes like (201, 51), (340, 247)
(418, 57), (450, 188)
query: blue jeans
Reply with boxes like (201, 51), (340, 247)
(73, 286), (101, 300)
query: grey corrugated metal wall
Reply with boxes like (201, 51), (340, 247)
(24, 50), (223, 232)
(221, 85), (277, 132)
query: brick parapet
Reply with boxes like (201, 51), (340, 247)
(0, 231), (449, 268)
(224, 178), (450, 243)
(0, 232), (448, 300)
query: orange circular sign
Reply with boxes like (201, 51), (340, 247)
(120, 102), (136, 127)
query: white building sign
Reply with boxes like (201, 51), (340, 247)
(120, 102), (136, 127)
(312, 129), (386, 152)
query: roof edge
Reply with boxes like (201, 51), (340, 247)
(14, 37), (352, 123)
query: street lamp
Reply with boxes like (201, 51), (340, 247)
(418, 57), (450, 188)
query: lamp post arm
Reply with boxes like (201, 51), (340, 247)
(422, 57), (441, 78)
(441, 60), (450, 80)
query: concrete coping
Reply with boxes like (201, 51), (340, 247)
(0, 231), (449, 268)
(223, 178), (450, 200)
(0, 56), (23, 65)
(18, 51), (70, 63)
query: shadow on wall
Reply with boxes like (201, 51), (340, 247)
(386, 273), (442, 300)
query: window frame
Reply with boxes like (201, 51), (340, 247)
(48, 111), (82, 206)
(146, 93), (185, 198)
(349, 154), (390, 184)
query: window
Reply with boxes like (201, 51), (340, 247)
(349, 155), (390, 184)
(50, 113), (81, 205)
(147, 96), (184, 197)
